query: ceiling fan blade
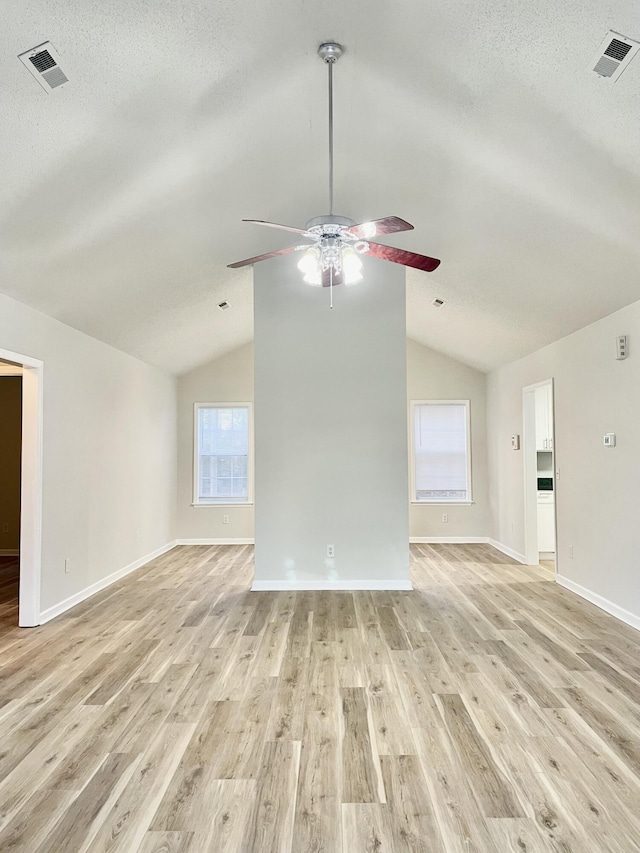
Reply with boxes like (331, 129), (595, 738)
(227, 244), (305, 269)
(346, 216), (414, 240)
(365, 241), (441, 273)
(322, 267), (344, 288)
(243, 219), (310, 237)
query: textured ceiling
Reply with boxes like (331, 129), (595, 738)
(1, 1), (639, 374)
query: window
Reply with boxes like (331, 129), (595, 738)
(410, 400), (471, 503)
(194, 403), (252, 505)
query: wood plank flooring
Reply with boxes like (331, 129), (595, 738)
(1, 544), (640, 851)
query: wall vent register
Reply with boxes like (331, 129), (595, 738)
(18, 42), (68, 92)
(589, 31), (639, 82)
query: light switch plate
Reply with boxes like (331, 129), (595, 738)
(604, 433), (616, 447)
(511, 434), (520, 450)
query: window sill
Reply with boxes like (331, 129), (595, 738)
(191, 502), (254, 508)
(411, 501), (475, 506)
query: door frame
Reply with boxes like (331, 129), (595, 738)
(522, 378), (557, 570)
(0, 347), (43, 627)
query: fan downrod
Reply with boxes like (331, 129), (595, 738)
(318, 42), (343, 63)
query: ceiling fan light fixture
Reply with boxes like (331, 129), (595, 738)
(297, 246), (322, 285)
(342, 246), (363, 284)
(303, 270), (322, 286)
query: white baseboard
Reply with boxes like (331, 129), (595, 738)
(175, 538), (254, 546)
(410, 537), (488, 544)
(39, 540), (178, 625)
(251, 579), (413, 591)
(487, 538), (527, 564)
(0, 549), (19, 556)
(556, 574), (640, 633)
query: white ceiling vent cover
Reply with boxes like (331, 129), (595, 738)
(589, 31), (639, 82)
(18, 42), (69, 92)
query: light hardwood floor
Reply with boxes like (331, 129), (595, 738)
(1, 544), (640, 851)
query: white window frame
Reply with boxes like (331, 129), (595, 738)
(409, 399), (473, 505)
(192, 402), (253, 507)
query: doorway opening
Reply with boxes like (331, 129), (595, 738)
(0, 364), (22, 621)
(0, 348), (43, 627)
(523, 379), (557, 572)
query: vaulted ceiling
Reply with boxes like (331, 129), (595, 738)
(1, 1), (639, 374)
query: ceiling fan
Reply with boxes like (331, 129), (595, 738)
(228, 42), (441, 304)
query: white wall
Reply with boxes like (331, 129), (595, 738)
(0, 293), (177, 616)
(407, 338), (490, 539)
(177, 342), (254, 541)
(488, 298), (640, 624)
(177, 337), (490, 546)
(253, 255), (410, 588)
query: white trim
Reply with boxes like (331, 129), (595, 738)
(175, 538), (254, 545)
(411, 501), (475, 506)
(1, 346), (44, 628)
(251, 579), (413, 591)
(190, 503), (254, 508)
(488, 538), (527, 564)
(557, 574), (640, 633)
(522, 378), (557, 570)
(39, 541), (177, 624)
(522, 378), (556, 393)
(409, 399), (472, 504)
(522, 383), (539, 567)
(410, 536), (488, 544)
(0, 549), (20, 556)
(193, 402), (253, 506)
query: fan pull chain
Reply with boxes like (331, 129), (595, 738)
(330, 265), (334, 309)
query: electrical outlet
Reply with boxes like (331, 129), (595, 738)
(326, 544), (335, 558)
(442, 513), (448, 523)
(223, 514), (229, 524)
(568, 545), (573, 559)
(64, 557), (71, 574)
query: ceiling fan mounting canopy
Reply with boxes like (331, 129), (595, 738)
(318, 42), (344, 63)
(305, 214), (354, 230)
(227, 40), (441, 290)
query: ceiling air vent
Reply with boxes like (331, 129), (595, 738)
(18, 41), (69, 92)
(589, 31), (639, 82)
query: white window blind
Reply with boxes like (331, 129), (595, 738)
(195, 405), (251, 504)
(412, 401), (471, 502)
